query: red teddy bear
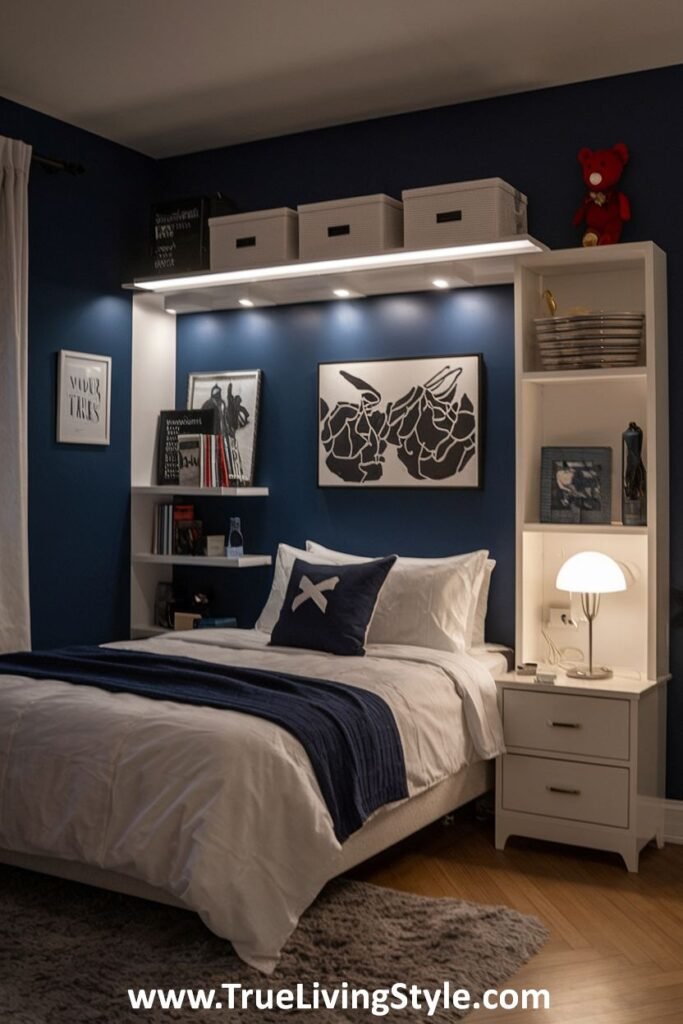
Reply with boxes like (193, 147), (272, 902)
(573, 143), (631, 246)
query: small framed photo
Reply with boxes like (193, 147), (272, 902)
(541, 446), (612, 524)
(187, 369), (262, 486)
(57, 350), (112, 445)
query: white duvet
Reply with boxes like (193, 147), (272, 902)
(0, 629), (504, 971)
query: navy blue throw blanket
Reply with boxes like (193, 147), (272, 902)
(0, 645), (408, 842)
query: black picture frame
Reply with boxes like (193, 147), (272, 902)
(317, 354), (484, 489)
(540, 446), (612, 524)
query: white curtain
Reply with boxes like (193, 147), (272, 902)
(0, 135), (31, 652)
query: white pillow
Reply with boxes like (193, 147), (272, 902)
(256, 544), (342, 634)
(305, 541), (489, 652)
(471, 559), (496, 646)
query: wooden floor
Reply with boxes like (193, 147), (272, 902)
(352, 808), (683, 1023)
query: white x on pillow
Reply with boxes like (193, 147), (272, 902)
(292, 575), (340, 614)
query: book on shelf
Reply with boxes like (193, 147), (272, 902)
(178, 434), (202, 487)
(152, 503), (203, 556)
(176, 431), (245, 489)
(174, 504), (203, 556)
(157, 409), (220, 486)
(152, 502), (173, 555)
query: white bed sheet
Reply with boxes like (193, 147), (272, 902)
(0, 629), (504, 971)
(469, 643), (513, 678)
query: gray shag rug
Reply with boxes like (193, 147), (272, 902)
(0, 865), (547, 1022)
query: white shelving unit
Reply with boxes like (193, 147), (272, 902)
(491, 242), (670, 870)
(513, 242), (669, 683)
(130, 294), (271, 639)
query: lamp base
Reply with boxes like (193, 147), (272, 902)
(566, 666), (613, 681)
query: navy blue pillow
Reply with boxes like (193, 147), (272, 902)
(270, 556), (397, 656)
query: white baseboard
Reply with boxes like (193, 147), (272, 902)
(664, 800), (683, 844)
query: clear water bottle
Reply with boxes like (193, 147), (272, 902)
(226, 517), (244, 558)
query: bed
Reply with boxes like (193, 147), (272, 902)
(0, 546), (507, 972)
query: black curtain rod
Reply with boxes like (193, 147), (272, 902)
(31, 152), (85, 176)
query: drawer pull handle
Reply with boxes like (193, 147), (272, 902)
(547, 720), (581, 729)
(327, 224), (351, 237)
(235, 235), (256, 248)
(547, 785), (581, 796)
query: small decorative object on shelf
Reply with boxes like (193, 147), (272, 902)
(226, 517), (244, 558)
(205, 535), (226, 557)
(174, 612), (202, 631)
(573, 143), (631, 247)
(540, 446), (612, 524)
(622, 421), (647, 526)
(151, 194), (236, 275)
(534, 311), (644, 372)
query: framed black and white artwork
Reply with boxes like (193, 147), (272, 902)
(540, 446), (612, 524)
(187, 369), (262, 486)
(57, 350), (112, 445)
(318, 355), (483, 488)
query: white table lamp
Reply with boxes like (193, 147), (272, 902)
(555, 551), (627, 680)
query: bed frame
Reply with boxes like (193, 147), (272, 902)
(0, 760), (492, 908)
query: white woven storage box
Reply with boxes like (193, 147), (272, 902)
(209, 208), (298, 270)
(402, 178), (527, 249)
(297, 194), (403, 260)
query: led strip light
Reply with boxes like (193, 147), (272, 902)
(133, 238), (545, 292)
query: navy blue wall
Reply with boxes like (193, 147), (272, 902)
(161, 65), (683, 797)
(0, 97), (154, 647)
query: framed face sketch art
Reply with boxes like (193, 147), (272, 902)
(318, 355), (483, 488)
(57, 350), (112, 445)
(187, 369), (262, 486)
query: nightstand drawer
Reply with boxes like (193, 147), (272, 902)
(503, 689), (630, 760)
(502, 754), (629, 828)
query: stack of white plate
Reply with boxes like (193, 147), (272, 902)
(533, 313), (644, 370)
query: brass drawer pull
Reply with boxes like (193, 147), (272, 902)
(547, 785), (581, 795)
(547, 720), (581, 729)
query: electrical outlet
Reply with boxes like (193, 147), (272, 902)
(547, 606), (578, 629)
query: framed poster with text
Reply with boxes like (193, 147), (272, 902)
(57, 350), (112, 445)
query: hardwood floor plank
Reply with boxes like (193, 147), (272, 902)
(354, 811), (683, 1024)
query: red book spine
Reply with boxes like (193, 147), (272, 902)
(218, 436), (229, 487)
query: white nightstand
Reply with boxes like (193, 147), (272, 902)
(494, 671), (667, 872)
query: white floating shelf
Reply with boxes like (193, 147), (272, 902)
(524, 366), (647, 385)
(126, 236), (547, 313)
(132, 485), (269, 497)
(522, 367), (647, 384)
(133, 553), (272, 568)
(523, 522), (648, 536)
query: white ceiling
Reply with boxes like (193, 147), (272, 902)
(2, 0), (683, 158)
